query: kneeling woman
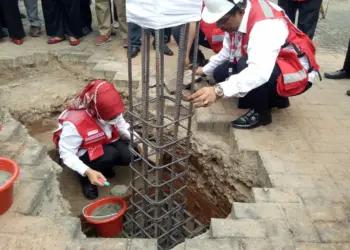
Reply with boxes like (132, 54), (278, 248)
(53, 80), (135, 200)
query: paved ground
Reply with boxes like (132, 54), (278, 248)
(1, 1), (350, 249)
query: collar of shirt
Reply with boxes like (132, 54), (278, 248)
(237, 0), (252, 34)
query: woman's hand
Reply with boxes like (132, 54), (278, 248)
(85, 168), (106, 186)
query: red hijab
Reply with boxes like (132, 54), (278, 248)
(67, 80), (125, 120)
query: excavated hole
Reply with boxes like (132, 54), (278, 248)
(0, 61), (243, 240)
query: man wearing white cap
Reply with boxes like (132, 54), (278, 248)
(188, 0), (320, 129)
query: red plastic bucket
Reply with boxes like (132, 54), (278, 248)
(83, 197), (127, 237)
(0, 157), (20, 215)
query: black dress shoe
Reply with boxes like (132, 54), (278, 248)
(232, 109), (272, 129)
(83, 182), (99, 200)
(324, 70), (350, 80)
(130, 47), (140, 58)
(152, 41), (174, 56)
(271, 97), (290, 109)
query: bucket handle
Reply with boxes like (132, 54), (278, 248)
(82, 203), (120, 219)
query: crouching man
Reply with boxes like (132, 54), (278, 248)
(189, 0), (320, 129)
(53, 80), (135, 200)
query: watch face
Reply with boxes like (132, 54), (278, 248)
(215, 85), (224, 95)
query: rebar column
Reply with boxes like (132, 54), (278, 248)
(125, 22), (205, 250)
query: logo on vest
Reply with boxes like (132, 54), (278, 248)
(87, 129), (99, 136)
(86, 132), (106, 143)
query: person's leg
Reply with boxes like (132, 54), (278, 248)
(109, 139), (132, 166)
(297, 0), (323, 39)
(61, 0), (83, 45)
(151, 29), (174, 56)
(278, 0), (297, 23)
(129, 22), (142, 58)
(1, 0), (25, 42)
(232, 57), (285, 129)
(115, 0), (127, 45)
(80, 0), (92, 35)
(324, 38), (350, 79)
(79, 143), (122, 199)
(212, 61), (232, 83)
(42, 0), (65, 40)
(23, 0), (42, 37)
(95, 0), (112, 45)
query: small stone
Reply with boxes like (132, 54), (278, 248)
(110, 185), (130, 197)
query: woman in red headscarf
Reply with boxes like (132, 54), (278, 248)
(53, 80), (136, 200)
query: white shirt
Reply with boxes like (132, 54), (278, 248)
(202, 1), (317, 98)
(58, 113), (135, 176)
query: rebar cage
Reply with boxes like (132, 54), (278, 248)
(123, 22), (208, 249)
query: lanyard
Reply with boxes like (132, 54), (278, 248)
(228, 32), (243, 78)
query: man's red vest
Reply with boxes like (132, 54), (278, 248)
(53, 109), (121, 161)
(200, 4), (225, 53)
(240, 0), (320, 96)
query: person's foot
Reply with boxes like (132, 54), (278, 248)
(123, 39), (128, 49)
(12, 39), (23, 45)
(47, 37), (65, 44)
(271, 98), (290, 109)
(152, 41), (174, 56)
(129, 46), (140, 58)
(20, 13), (26, 19)
(95, 35), (111, 46)
(82, 182), (99, 200)
(82, 26), (93, 36)
(29, 26), (41, 37)
(231, 109), (272, 129)
(69, 37), (80, 46)
(324, 69), (350, 80)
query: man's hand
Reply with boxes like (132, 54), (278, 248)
(85, 168), (106, 187)
(195, 67), (204, 76)
(188, 86), (217, 108)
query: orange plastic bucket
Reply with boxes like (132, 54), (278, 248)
(83, 197), (127, 237)
(0, 157), (20, 215)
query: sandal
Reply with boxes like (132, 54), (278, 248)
(47, 37), (65, 45)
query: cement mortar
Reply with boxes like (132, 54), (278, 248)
(0, 170), (12, 186)
(90, 204), (122, 221)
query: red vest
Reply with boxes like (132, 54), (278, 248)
(238, 0), (320, 97)
(200, 4), (225, 53)
(53, 109), (121, 161)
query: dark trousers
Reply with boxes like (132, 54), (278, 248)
(80, 0), (92, 29)
(0, 0), (25, 39)
(129, 23), (171, 48)
(172, 25), (210, 66)
(343, 39), (350, 73)
(278, 0), (322, 40)
(79, 139), (131, 175)
(42, 0), (83, 38)
(213, 57), (288, 112)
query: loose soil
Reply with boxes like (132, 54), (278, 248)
(0, 170), (12, 186)
(90, 204), (123, 221)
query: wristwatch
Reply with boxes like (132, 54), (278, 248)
(214, 84), (224, 99)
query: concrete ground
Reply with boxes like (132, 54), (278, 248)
(0, 0), (349, 249)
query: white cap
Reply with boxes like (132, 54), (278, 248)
(202, 0), (242, 24)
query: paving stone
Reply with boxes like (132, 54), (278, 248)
(9, 179), (46, 215)
(305, 204), (348, 222)
(14, 55), (35, 67)
(296, 187), (347, 205)
(0, 120), (22, 142)
(314, 222), (350, 243)
(238, 238), (272, 250)
(113, 71), (140, 89)
(185, 238), (239, 250)
(296, 243), (350, 250)
(282, 204), (320, 242)
(269, 173), (336, 189)
(252, 188), (302, 203)
(212, 114), (231, 134)
(79, 238), (128, 250)
(232, 202), (285, 220)
(15, 137), (46, 165)
(195, 108), (214, 131)
(58, 51), (91, 63)
(33, 51), (49, 64)
(93, 61), (127, 79)
(0, 56), (15, 68)
(129, 239), (158, 250)
(210, 218), (267, 238)
(265, 220), (296, 250)
(6, 235), (74, 250)
(0, 141), (25, 160)
(18, 156), (55, 184)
